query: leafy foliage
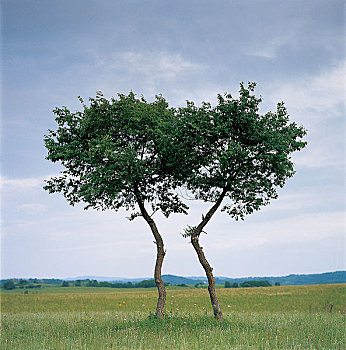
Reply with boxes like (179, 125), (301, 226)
(45, 83), (306, 225)
(44, 92), (188, 217)
(240, 280), (272, 288)
(85, 279), (160, 288)
(181, 225), (207, 238)
(3, 280), (15, 290)
(176, 82), (307, 222)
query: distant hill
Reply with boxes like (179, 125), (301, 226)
(161, 274), (205, 285)
(214, 271), (346, 286)
(162, 271), (346, 286)
(2, 271), (345, 286)
(62, 271), (346, 286)
(65, 275), (202, 284)
(63, 274), (205, 284)
(64, 276), (148, 283)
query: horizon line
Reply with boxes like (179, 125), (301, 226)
(2, 270), (345, 280)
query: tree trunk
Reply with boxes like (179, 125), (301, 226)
(191, 235), (223, 322)
(190, 186), (229, 322)
(134, 189), (166, 318)
(148, 218), (166, 318)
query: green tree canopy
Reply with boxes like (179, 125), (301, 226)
(44, 92), (188, 216)
(3, 280), (16, 290)
(224, 281), (231, 288)
(178, 83), (306, 220)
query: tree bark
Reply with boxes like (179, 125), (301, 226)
(190, 187), (229, 322)
(134, 189), (166, 318)
(149, 219), (166, 318)
(191, 235), (223, 322)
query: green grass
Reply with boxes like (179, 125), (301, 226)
(1, 284), (345, 349)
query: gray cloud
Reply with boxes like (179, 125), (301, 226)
(1, 0), (345, 278)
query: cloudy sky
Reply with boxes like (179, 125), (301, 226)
(1, 0), (345, 279)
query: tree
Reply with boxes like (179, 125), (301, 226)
(178, 83), (307, 322)
(275, 282), (281, 286)
(61, 281), (69, 287)
(224, 281), (231, 288)
(74, 280), (82, 287)
(86, 280), (99, 287)
(18, 279), (29, 288)
(240, 280), (271, 288)
(3, 280), (15, 290)
(44, 92), (188, 318)
(135, 279), (157, 288)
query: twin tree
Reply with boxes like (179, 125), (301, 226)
(44, 83), (306, 322)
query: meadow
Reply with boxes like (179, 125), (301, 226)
(1, 284), (345, 349)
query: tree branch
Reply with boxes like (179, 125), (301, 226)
(191, 186), (229, 238)
(133, 184), (152, 223)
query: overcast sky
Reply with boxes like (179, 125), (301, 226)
(1, 0), (345, 279)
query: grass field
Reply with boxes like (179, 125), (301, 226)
(1, 284), (345, 349)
